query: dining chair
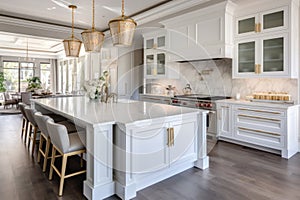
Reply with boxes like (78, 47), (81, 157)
(46, 119), (86, 196)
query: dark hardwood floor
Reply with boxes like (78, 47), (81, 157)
(1, 114), (300, 200)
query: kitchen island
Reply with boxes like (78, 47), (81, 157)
(31, 96), (209, 200)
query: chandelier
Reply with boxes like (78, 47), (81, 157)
(81, 0), (105, 52)
(63, 5), (82, 57)
(108, 0), (137, 46)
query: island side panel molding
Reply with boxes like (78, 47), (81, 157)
(194, 112), (209, 170)
(83, 124), (115, 200)
(114, 112), (204, 200)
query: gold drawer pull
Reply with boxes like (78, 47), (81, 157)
(238, 127), (280, 136)
(238, 108), (281, 115)
(238, 114), (281, 122)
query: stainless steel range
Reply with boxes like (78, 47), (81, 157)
(171, 94), (231, 138)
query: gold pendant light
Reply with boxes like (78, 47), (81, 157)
(63, 5), (82, 57)
(81, 0), (105, 52)
(108, 0), (137, 46)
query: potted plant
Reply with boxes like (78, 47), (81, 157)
(0, 72), (6, 92)
(26, 76), (42, 92)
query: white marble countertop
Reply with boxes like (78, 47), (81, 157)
(216, 99), (299, 109)
(32, 96), (207, 127)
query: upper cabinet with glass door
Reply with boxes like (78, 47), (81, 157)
(143, 30), (179, 79)
(236, 7), (288, 37)
(233, 0), (299, 78)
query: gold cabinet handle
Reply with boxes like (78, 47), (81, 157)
(237, 108), (281, 115)
(258, 64), (261, 74)
(167, 128), (175, 147)
(170, 128), (174, 146)
(255, 23), (261, 33)
(167, 128), (170, 147)
(238, 114), (281, 122)
(238, 127), (280, 136)
(258, 23), (261, 32)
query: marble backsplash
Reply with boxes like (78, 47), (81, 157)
(147, 59), (298, 103)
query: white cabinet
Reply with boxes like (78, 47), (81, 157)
(101, 46), (143, 100)
(233, 1), (299, 78)
(216, 100), (299, 159)
(236, 7), (288, 37)
(216, 103), (232, 138)
(143, 30), (179, 79)
(113, 112), (203, 199)
(160, 1), (236, 61)
(234, 33), (289, 77)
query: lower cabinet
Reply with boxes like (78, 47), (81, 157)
(216, 101), (299, 159)
(113, 113), (199, 199)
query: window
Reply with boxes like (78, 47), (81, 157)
(3, 61), (34, 92)
(20, 62), (34, 92)
(3, 61), (19, 92)
(40, 63), (51, 90)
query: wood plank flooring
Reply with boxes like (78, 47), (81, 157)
(1, 114), (300, 200)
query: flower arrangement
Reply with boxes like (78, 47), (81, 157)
(84, 78), (101, 99)
(83, 71), (110, 100)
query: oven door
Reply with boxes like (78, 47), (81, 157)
(207, 111), (217, 138)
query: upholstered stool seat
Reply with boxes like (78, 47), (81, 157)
(34, 112), (80, 172)
(46, 119), (86, 196)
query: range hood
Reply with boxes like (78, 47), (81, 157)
(160, 1), (236, 62)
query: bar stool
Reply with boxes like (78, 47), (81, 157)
(19, 102), (29, 142)
(46, 119), (86, 196)
(34, 112), (78, 172)
(24, 107), (39, 154)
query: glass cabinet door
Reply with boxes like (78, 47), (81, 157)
(157, 53), (166, 75)
(263, 37), (284, 72)
(238, 41), (256, 73)
(262, 10), (284, 31)
(146, 39), (154, 49)
(157, 36), (165, 48)
(238, 17), (256, 34)
(146, 54), (155, 75)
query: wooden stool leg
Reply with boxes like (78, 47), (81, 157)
(42, 138), (51, 172)
(37, 134), (44, 162)
(58, 154), (68, 196)
(31, 126), (38, 155)
(23, 120), (28, 143)
(27, 123), (32, 148)
(49, 147), (56, 180)
(21, 118), (25, 138)
(80, 153), (83, 168)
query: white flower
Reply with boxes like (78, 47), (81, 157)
(89, 92), (96, 99)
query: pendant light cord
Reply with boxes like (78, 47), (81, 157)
(92, 0), (95, 29)
(71, 6), (75, 38)
(121, 0), (125, 17)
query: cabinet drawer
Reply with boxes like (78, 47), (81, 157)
(235, 126), (284, 149)
(234, 113), (285, 134)
(234, 105), (285, 118)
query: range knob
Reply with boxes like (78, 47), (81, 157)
(207, 103), (213, 108)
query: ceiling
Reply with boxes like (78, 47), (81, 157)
(0, 0), (171, 31)
(0, 0), (246, 58)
